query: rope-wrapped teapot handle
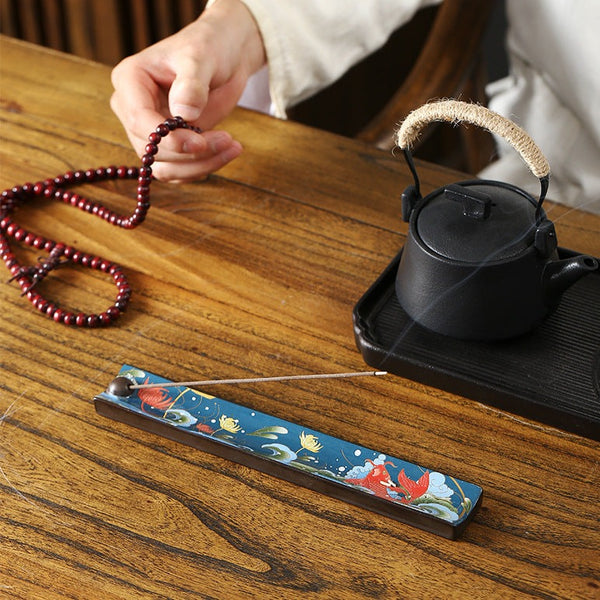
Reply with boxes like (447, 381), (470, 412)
(396, 100), (550, 215)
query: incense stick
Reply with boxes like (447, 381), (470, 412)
(130, 370), (387, 390)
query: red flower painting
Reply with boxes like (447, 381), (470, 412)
(138, 379), (173, 411)
(195, 423), (215, 434)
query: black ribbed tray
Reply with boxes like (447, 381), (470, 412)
(353, 248), (600, 440)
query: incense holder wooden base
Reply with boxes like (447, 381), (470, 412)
(94, 365), (483, 539)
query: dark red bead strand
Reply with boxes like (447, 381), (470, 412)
(0, 229), (133, 326)
(1, 117), (202, 326)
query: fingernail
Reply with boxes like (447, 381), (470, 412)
(182, 138), (205, 154)
(171, 104), (202, 121)
(210, 132), (233, 154)
(221, 141), (243, 162)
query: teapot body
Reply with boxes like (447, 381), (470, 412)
(395, 180), (555, 341)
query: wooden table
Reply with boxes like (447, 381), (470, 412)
(1, 36), (599, 599)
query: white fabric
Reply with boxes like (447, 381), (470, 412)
(240, 0), (439, 117)
(238, 0), (600, 213)
(480, 0), (600, 212)
(238, 65), (273, 114)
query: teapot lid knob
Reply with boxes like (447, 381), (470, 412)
(444, 184), (492, 220)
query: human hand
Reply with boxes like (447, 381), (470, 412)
(110, 0), (266, 182)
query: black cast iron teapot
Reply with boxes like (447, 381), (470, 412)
(395, 100), (598, 341)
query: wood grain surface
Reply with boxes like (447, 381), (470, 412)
(1, 36), (599, 599)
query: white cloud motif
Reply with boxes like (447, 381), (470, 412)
(345, 454), (387, 480)
(427, 472), (454, 498)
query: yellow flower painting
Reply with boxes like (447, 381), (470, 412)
(299, 431), (323, 453)
(219, 415), (241, 433)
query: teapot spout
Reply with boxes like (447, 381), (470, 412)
(543, 254), (599, 305)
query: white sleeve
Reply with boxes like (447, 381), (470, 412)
(239, 0), (440, 117)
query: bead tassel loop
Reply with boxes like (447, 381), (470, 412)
(0, 117), (202, 327)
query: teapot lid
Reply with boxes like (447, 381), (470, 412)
(415, 181), (539, 263)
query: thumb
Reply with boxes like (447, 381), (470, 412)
(168, 57), (209, 123)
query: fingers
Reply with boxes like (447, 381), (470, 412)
(111, 82), (243, 182)
(111, 39), (216, 141)
(168, 55), (211, 123)
(153, 129), (234, 161)
(110, 64), (174, 154)
(151, 139), (243, 182)
(140, 124), (243, 182)
(194, 71), (249, 130)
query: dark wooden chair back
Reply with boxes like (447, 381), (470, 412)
(292, 0), (499, 173)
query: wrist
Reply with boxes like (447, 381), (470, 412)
(202, 0), (266, 76)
